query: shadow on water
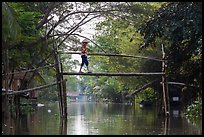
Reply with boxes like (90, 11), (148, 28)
(2, 102), (202, 135)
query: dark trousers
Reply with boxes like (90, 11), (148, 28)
(81, 55), (88, 67)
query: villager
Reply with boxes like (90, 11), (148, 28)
(79, 39), (91, 73)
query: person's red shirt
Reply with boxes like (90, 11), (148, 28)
(81, 42), (88, 56)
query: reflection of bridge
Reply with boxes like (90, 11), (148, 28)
(66, 92), (94, 102)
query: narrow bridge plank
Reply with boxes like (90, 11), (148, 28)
(62, 72), (165, 76)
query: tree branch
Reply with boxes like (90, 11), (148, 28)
(36, 2), (57, 30)
(126, 79), (160, 98)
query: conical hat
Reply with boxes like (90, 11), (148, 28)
(82, 39), (88, 43)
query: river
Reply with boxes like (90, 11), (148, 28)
(2, 102), (202, 135)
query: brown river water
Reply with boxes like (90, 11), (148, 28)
(2, 102), (202, 135)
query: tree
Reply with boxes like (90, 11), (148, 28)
(137, 2), (202, 102)
(80, 2), (164, 102)
(2, 2), (21, 47)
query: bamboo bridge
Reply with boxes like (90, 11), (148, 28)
(2, 44), (172, 122)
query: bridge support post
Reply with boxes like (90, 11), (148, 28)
(161, 44), (170, 117)
(61, 63), (67, 118)
(53, 43), (67, 119)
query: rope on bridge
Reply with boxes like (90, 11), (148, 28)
(61, 51), (164, 62)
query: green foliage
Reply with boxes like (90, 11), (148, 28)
(3, 2), (201, 106)
(37, 69), (58, 102)
(20, 104), (35, 115)
(34, 74), (46, 85)
(2, 2), (21, 43)
(185, 99), (202, 118)
(138, 2), (202, 88)
(84, 2), (164, 102)
(2, 2), (56, 73)
(137, 87), (157, 102)
(37, 86), (58, 102)
(65, 76), (79, 92)
(9, 2), (43, 38)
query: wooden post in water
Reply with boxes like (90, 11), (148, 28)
(53, 45), (67, 119)
(53, 45), (64, 118)
(61, 63), (67, 118)
(165, 62), (170, 117)
(59, 62), (67, 133)
(161, 44), (170, 117)
(60, 79), (68, 134)
(3, 45), (10, 119)
(50, 24), (64, 118)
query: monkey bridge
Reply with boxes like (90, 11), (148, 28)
(2, 44), (170, 123)
(60, 44), (170, 118)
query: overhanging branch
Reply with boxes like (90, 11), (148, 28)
(126, 79), (160, 98)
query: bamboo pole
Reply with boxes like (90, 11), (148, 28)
(54, 42), (67, 118)
(62, 80), (67, 120)
(2, 80), (66, 95)
(161, 44), (170, 117)
(3, 44), (10, 120)
(165, 66), (170, 117)
(63, 72), (165, 76)
(162, 82), (200, 88)
(50, 21), (65, 119)
(54, 54), (64, 118)
(162, 117), (170, 135)
(60, 118), (67, 135)
(164, 51), (170, 117)
(60, 62), (67, 118)
(4, 47), (9, 97)
(161, 44), (167, 116)
(126, 79), (159, 98)
(2, 63), (56, 76)
(62, 51), (164, 62)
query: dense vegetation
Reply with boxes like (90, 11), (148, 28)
(2, 2), (202, 118)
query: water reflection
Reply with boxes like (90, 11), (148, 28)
(2, 102), (202, 135)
